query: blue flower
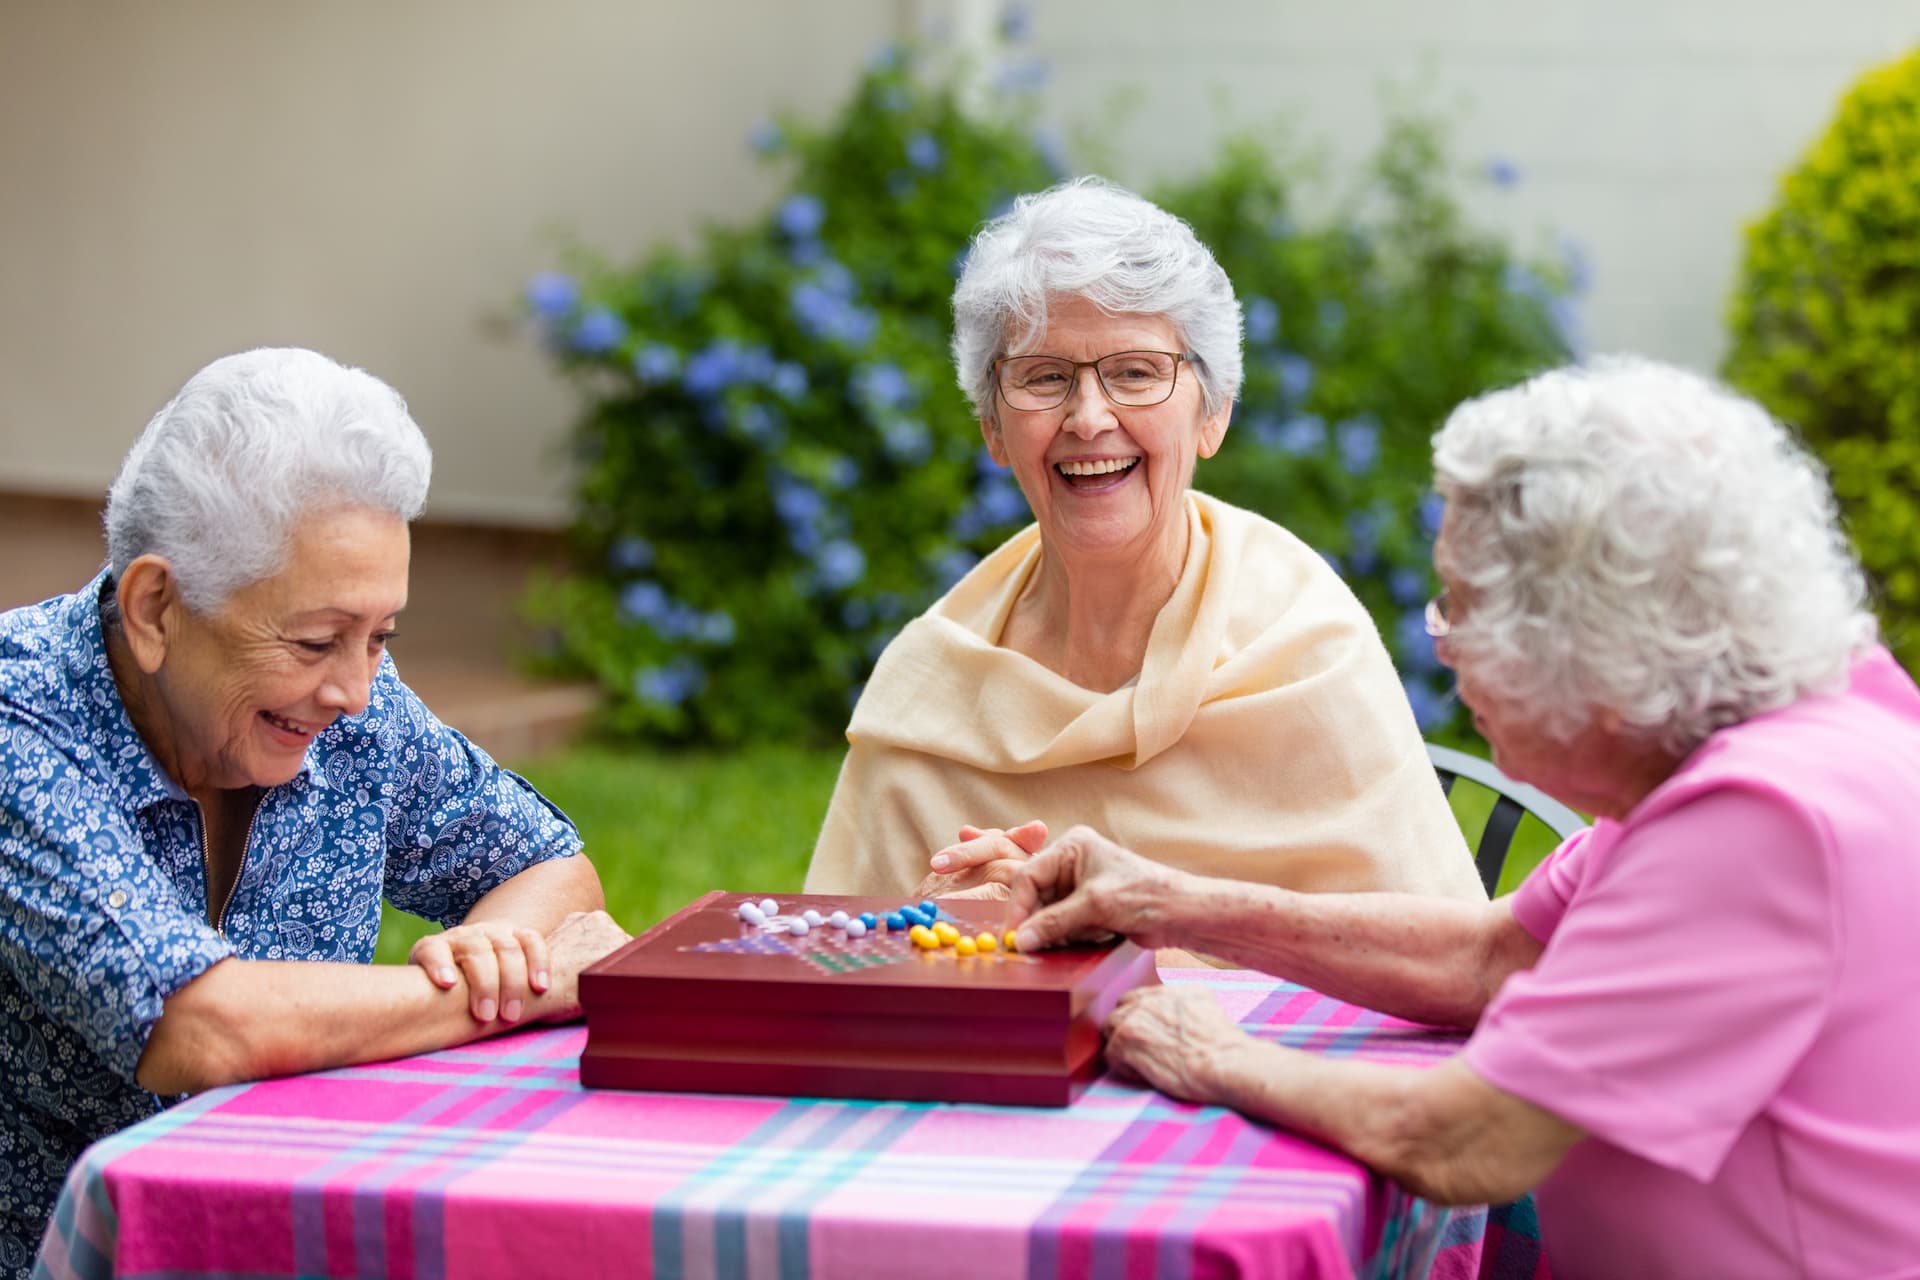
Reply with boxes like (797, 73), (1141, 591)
(993, 58), (1050, 94)
(526, 272), (580, 320)
(853, 361), (916, 415)
(569, 308), (626, 355)
(1559, 236), (1593, 295)
(1336, 416), (1380, 475)
(634, 658), (706, 708)
(1396, 610), (1442, 674)
(1402, 676), (1450, 732)
(609, 537), (654, 573)
(974, 445), (1004, 478)
(632, 343), (679, 385)
(1487, 157), (1521, 188)
(769, 361), (809, 401)
(777, 193), (826, 240)
(906, 132), (943, 172)
(698, 611), (736, 646)
(999, 1), (1033, 41)
(771, 472), (825, 529)
(1316, 549), (1343, 576)
(735, 403), (783, 446)
(619, 580), (669, 625)
(816, 539), (867, 591)
(1550, 295), (1586, 356)
(790, 280), (877, 346)
(1244, 296), (1280, 346)
(737, 345), (777, 385)
(881, 418), (931, 464)
(1504, 261), (1550, 302)
(683, 341), (743, 399)
(787, 239), (827, 268)
(878, 84), (909, 114)
(1276, 414), (1326, 456)
(1388, 565), (1428, 607)
(841, 598), (872, 629)
(813, 261), (857, 299)
(750, 121), (784, 156)
(824, 455), (861, 490)
(868, 41), (906, 73)
(1418, 492), (1446, 536)
(932, 547), (978, 590)
(1276, 353), (1314, 403)
(953, 474), (1030, 538)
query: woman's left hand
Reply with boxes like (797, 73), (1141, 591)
(1104, 985), (1251, 1102)
(410, 922), (551, 1025)
(913, 820), (1049, 901)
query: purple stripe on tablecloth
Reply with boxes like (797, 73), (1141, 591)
(652, 1099), (818, 1278)
(290, 1032), (575, 1277)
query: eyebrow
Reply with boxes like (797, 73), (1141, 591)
(288, 605), (407, 625)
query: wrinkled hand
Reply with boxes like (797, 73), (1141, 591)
(412, 920), (551, 1025)
(1007, 825), (1187, 951)
(912, 820), (1048, 902)
(529, 910), (632, 1023)
(1104, 985), (1250, 1103)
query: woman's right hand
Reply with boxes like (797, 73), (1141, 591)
(1008, 825), (1189, 951)
(912, 820), (1049, 901)
(529, 910), (632, 1021)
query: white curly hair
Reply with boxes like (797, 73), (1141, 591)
(106, 348), (432, 614)
(1432, 355), (1877, 756)
(950, 176), (1243, 425)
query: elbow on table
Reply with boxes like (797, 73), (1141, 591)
(1362, 1076), (1541, 1209)
(134, 961), (276, 1096)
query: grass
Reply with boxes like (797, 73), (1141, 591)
(373, 740), (1569, 964)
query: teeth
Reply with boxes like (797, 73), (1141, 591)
(1057, 458), (1138, 477)
(264, 712), (311, 735)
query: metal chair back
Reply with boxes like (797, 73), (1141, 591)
(1427, 742), (1587, 896)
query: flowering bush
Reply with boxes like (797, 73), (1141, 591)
(1723, 48), (1920, 670)
(525, 44), (1574, 743)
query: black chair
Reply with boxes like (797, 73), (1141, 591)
(1427, 742), (1587, 896)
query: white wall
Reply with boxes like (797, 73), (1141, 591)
(2, 2), (1911, 524)
(0, 0), (903, 523)
(1011, 0), (1916, 372)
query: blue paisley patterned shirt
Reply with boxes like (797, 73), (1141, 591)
(0, 575), (582, 1272)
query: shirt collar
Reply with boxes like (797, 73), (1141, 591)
(64, 570), (322, 811)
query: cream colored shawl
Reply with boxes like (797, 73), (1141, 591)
(805, 492), (1483, 901)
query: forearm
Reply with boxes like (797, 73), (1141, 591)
(458, 852), (605, 931)
(137, 956), (525, 1095)
(1205, 1042), (1567, 1206)
(1157, 879), (1534, 1027)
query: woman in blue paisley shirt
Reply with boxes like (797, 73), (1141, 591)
(0, 348), (629, 1271)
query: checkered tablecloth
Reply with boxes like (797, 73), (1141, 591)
(35, 972), (1486, 1280)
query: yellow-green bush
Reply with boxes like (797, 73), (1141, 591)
(1724, 49), (1920, 664)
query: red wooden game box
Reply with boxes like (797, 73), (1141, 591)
(579, 891), (1158, 1106)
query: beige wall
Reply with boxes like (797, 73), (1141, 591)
(3, 2), (1912, 526)
(0, 0), (903, 524)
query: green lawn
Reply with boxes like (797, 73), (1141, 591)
(374, 740), (1568, 964)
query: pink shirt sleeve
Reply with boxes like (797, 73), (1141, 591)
(1464, 784), (1836, 1182)
(1504, 827), (1592, 943)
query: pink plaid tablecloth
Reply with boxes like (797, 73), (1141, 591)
(36, 972), (1491, 1280)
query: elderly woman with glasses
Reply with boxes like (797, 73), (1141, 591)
(0, 349), (629, 1269)
(1005, 357), (1920, 1277)
(805, 177), (1483, 906)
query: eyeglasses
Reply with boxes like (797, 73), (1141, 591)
(993, 350), (1192, 412)
(1423, 591), (1455, 639)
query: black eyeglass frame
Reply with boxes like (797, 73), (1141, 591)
(991, 349), (1196, 412)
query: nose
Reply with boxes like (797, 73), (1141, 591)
(1059, 366), (1118, 438)
(318, 649), (377, 718)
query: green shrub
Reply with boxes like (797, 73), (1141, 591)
(1724, 48), (1920, 666)
(525, 45), (1574, 744)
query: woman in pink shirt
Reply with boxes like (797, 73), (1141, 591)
(982, 357), (1920, 1278)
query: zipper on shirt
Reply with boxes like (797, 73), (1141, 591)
(196, 793), (264, 937)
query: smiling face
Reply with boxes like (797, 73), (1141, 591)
(141, 505), (410, 793)
(983, 295), (1230, 568)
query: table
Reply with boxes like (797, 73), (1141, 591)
(36, 972), (1490, 1280)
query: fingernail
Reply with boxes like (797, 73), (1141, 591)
(438, 968), (456, 985)
(477, 999), (497, 1022)
(930, 854), (950, 870)
(534, 970), (550, 990)
(1014, 928), (1036, 952)
(503, 999), (522, 1023)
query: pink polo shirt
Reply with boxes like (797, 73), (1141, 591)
(1463, 647), (1920, 1280)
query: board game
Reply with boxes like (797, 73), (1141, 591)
(578, 891), (1158, 1106)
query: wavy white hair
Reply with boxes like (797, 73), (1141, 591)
(951, 176), (1243, 425)
(1432, 355), (1876, 756)
(106, 348), (432, 614)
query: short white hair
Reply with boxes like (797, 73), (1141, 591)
(951, 176), (1243, 424)
(106, 348), (432, 613)
(1433, 355), (1876, 756)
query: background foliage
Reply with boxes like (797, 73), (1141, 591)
(1724, 48), (1920, 668)
(524, 42), (1574, 745)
